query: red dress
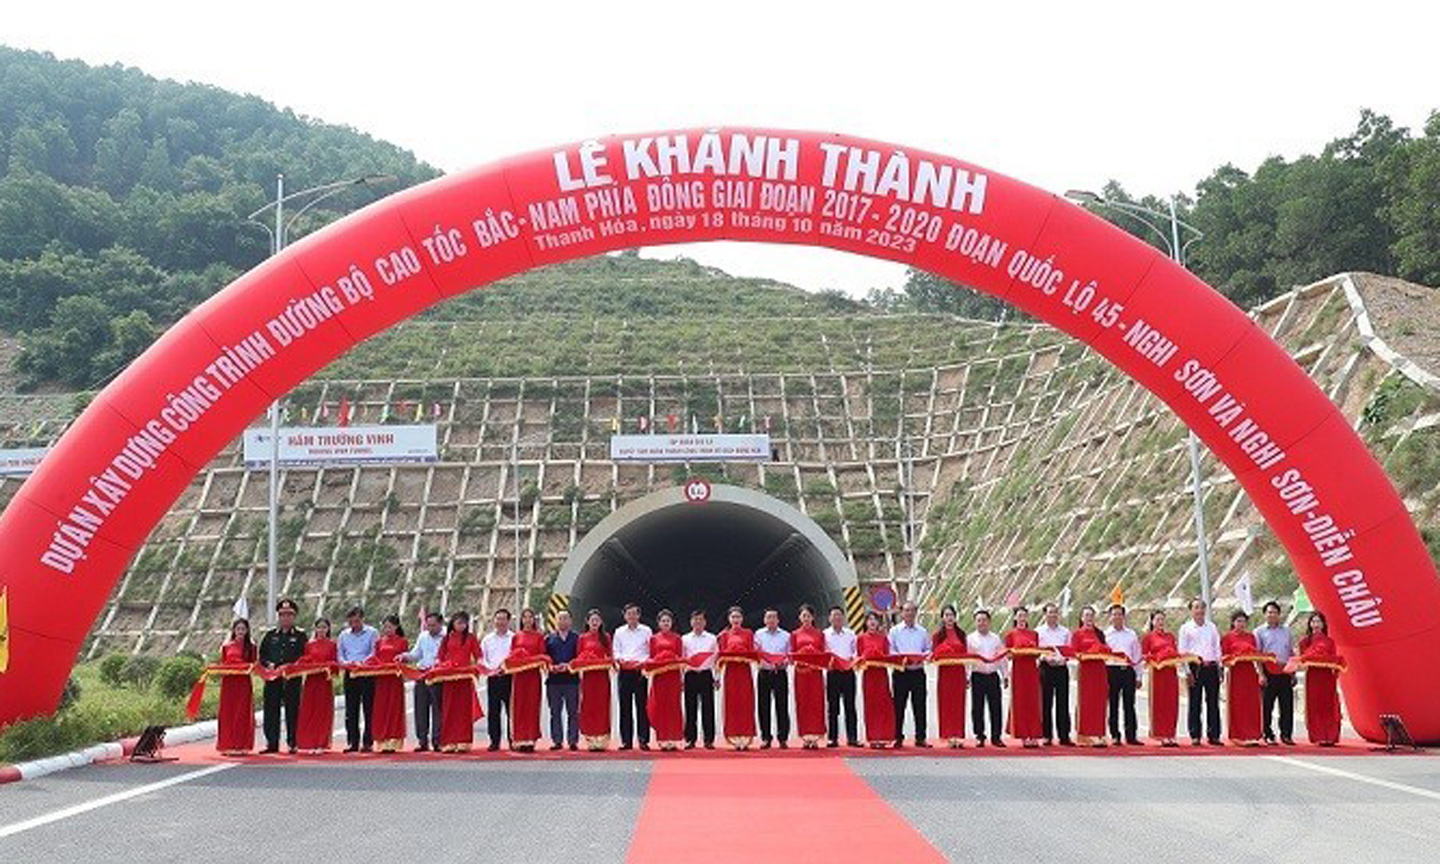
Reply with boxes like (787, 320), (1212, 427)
(295, 637), (337, 752)
(1142, 630), (1181, 741)
(718, 627), (758, 746)
(437, 631), (481, 751)
(1299, 634), (1343, 745)
(791, 625), (828, 743)
(509, 629), (547, 748)
(577, 631), (613, 748)
(932, 628), (968, 742)
(1222, 630), (1264, 744)
(216, 641), (255, 754)
(857, 631), (896, 745)
(372, 635), (409, 751)
(1070, 626), (1109, 742)
(1005, 627), (1042, 740)
(646, 631), (685, 747)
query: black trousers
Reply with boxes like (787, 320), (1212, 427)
(617, 669), (650, 746)
(1040, 662), (1071, 742)
(1107, 666), (1139, 741)
(684, 670), (716, 745)
(1188, 663), (1222, 742)
(826, 670), (858, 744)
(1263, 672), (1295, 741)
(262, 676), (301, 749)
(757, 668), (791, 744)
(892, 667), (928, 743)
(971, 672), (1003, 741)
(342, 673), (375, 749)
(548, 678), (579, 746)
(487, 673), (512, 746)
(413, 680), (443, 748)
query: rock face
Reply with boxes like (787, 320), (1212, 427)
(1, 264), (1434, 654)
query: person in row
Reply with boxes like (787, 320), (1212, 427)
(214, 598), (1344, 753)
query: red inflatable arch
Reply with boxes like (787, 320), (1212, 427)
(0, 128), (1435, 741)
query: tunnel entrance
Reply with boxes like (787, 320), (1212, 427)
(555, 484), (855, 630)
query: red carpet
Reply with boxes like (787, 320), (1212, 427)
(625, 756), (945, 861)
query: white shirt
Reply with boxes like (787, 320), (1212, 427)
(480, 630), (513, 670)
(682, 630), (718, 671)
(1178, 618), (1222, 663)
(1104, 626), (1143, 674)
(613, 623), (653, 663)
(404, 628), (444, 670)
(1037, 622), (1071, 666)
(825, 626), (857, 661)
(966, 630), (1008, 678)
(755, 627), (791, 669)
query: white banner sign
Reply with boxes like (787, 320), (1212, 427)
(609, 434), (772, 462)
(0, 447), (48, 476)
(243, 425), (438, 467)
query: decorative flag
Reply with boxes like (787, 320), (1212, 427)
(1004, 588), (1022, 608)
(764, 415), (772, 432)
(610, 416), (620, 433)
(337, 397), (351, 427)
(638, 416), (649, 433)
(667, 414), (678, 433)
(739, 414), (748, 431)
(232, 594), (249, 623)
(1293, 583), (1313, 614)
(691, 415), (699, 434)
(714, 413), (723, 432)
(1109, 581), (1124, 607)
(417, 605), (428, 629)
(1233, 572), (1254, 616)
(414, 401), (425, 422)
(1060, 585), (1072, 619)
(0, 587), (9, 674)
(432, 402), (443, 419)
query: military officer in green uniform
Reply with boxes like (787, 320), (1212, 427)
(259, 598), (309, 753)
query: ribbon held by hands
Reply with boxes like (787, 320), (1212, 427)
(185, 662), (257, 720)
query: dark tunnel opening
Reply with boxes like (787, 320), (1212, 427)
(568, 499), (846, 631)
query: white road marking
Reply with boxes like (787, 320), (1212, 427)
(0, 763), (236, 840)
(1265, 755), (1440, 802)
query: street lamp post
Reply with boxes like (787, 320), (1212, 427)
(1064, 190), (1214, 619)
(246, 173), (395, 624)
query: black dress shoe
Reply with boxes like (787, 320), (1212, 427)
(415, 745), (430, 753)
(847, 741), (862, 748)
(360, 745), (373, 753)
(778, 742), (788, 750)
(685, 742), (696, 750)
(893, 740), (904, 749)
(704, 742), (715, 750)
(915, 741), (932, 749)
(760, 741), (771, 750)
(1192, 739), (1203, 747)
(1209, 739), (1224, 747)
(1281, 737), (1296, 746)
(1043, 738), (1053, 746)
(827, 741), (839, 749)
(1126, 739), (1144, 746)
(619, 743), (633, 751)
(487, 742), (501, 752)
(1059, 738), (1075, 747)
(569, 743), (579, 751)
(343, 745), (358, 753)
(992, 740), (1006, 748)
(639, 743), (650, 751)
(262, 745), (280, 754)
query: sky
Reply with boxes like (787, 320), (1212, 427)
(5, 0), (1437, 297)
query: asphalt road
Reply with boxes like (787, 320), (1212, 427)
(2, 751), (1436, 862)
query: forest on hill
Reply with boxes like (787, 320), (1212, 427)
(1, 45), (1438, 388)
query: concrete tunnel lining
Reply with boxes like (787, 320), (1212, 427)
(553, 484), (856, 628)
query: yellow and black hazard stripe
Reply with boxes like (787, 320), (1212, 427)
(546, 593), (570, 630)
(843, 585), (864, 631)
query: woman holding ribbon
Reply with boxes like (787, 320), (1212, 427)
(216, 618), (258, 755)
(646, 609), (686, 750)
(790, 604), (829, 749)
(931, 605), (969, 748)
(295, 617), (338, 753)
(371, 615), (409, 752)
(1141, 609), (1183, 747)
(1296, 612), (1344, 746)
(507, 608), (549, 752)
(717, 606), (758, 750)
(857, 611), (897, 748)
(1069, 605), (1110, 747)
(1004, 606), (1043, 748)
(1221, 610), (1267, 747)
(576, 609), (614, 750)
(435, 611), (483, 752)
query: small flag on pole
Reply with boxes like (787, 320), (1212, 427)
(337, 397), (351, 427)
(638, 416), (649, 433)
(1060, 585), (1072, 619)
(714, 413), (723, 432)
(414, 401), (425, 422)
(667, 414), (678, 433)
(0, 587), (10, 674)
(417, 605), (428, 629)
(1233, 572), (1254, 616)
(232, 594), (250, 622)
(1004, 588), (1022, 608)
(1293, 583), (1313, 613)
(764, 415), (772, 432)
(1109, 581), (1124, 607)
(611, 416), (620, 433)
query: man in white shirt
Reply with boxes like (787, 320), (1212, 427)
(398, 611), (446, 751)
(966, 609), (1007, 747)
(1036, 603), (1073, 746)
(754, 608), (792, 749)
(824, 606), (860, 748)
(612, 602), (653, 750)
(1104, 604), (1144, 746)
(889, 601), (933, 748)
(681, 609), (718, 749)
(480, 609), (515, 751)
(1178, 598), (1223, 746)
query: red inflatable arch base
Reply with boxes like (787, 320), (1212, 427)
(1, 128), (1436, 741)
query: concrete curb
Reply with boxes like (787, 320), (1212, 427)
(0, 715), (230, 785)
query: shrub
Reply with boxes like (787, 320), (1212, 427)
(98, 653), (128, 688)
(153, 655), (204, 700)
(120, 655), (162, 689)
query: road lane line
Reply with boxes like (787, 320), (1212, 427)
(0, 763), (236, 840)
(1265, 755), (1440, 801)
